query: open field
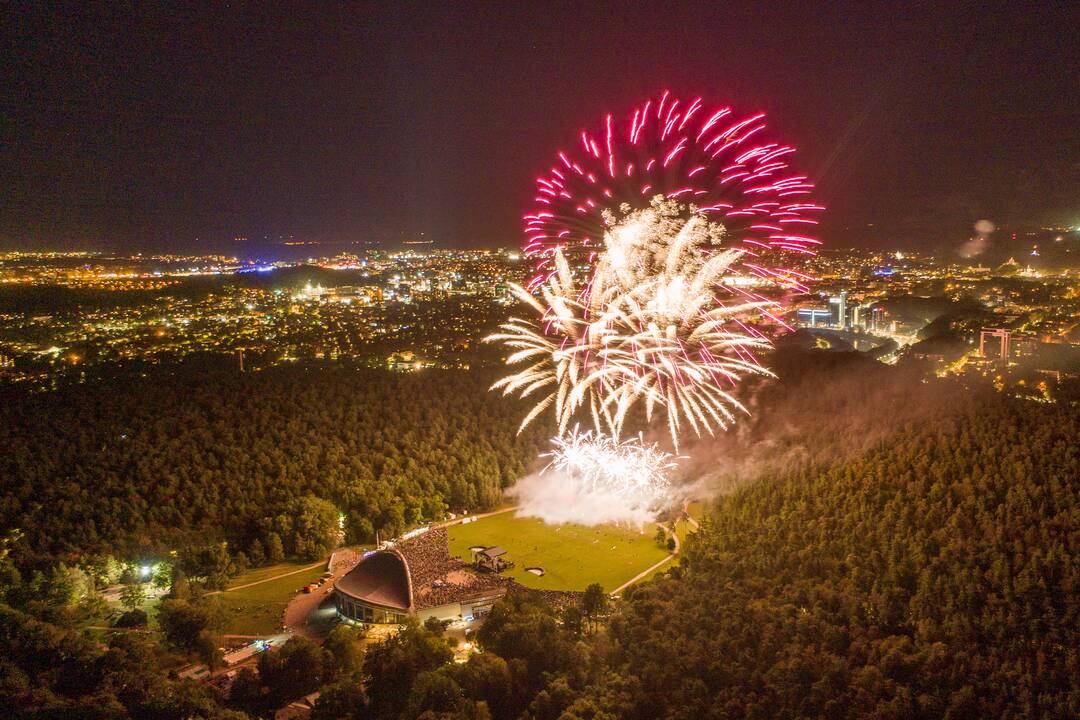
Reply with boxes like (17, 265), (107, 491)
(225, 561), (323, 589)
(218, 564), (327, 636)
(447, 512), (669, 592)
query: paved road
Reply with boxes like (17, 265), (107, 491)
(282, 548), (363, 640)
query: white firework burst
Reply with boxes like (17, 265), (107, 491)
(489, 200), (774, 448)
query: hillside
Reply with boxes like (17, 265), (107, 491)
(576, 395), (1079, 719)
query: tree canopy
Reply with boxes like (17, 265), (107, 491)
(0, 364), (546, 568)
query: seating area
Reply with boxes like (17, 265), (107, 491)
(395, 528), (508, 610)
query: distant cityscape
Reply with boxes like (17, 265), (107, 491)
(2, 243), (1079, 397)
(0, 248), (528, 388)
(785, 246), (1080, 397)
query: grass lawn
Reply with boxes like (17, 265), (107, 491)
(447, 512), (669, 593)
(639, 555), (677, 583)
(685, 500), (705, 522)
(102, 590), (165, 631)
(226, 561), (324, 589)
(218, 564), (327, 636)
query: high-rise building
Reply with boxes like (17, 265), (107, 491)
(796, 307), (832, 327)
(829, 291), (848, 329)
(871, 307), (886, 333)
(979, 328), (1011, 363)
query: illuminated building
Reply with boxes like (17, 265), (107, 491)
(796, 307), (832, 327)
(333, 528), (507, 624)
(980, 328), (1011, 363)
(829, 291), (848, 329)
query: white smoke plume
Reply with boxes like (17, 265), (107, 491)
(508, 428), (682, 527)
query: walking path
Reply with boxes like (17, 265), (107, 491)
(436, 504), (519, 529)
(609, 552), (675, 596)
(608, 520), (681, 597)
(683, 500), (701, 531)
(207, 561), (325, 595)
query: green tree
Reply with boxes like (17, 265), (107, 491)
(75, 591), (111, 625)
(581, 583), (607, 625)
(247, 538), (266, 567)
(313, 679), (367, 720)
(285, 496), (340, 560)
(120, 581), (147, 611)
(178, 542), (234, 589)
(228, 667), (264, 715)
(151, 561), (173, 590)
(258, 636), (328, 706)
(561, 605), (584, 637)
(196, 629), (224, 671)
(424, 616), (449, 636)
(323, 624), (365, 681)
(40, 562), (83, 607)
(266, 533), (286, 563)
(158, 597), (223, 652)
(403, 671), (490, 719)
(450, 652), (514, 720)
(364, 619), (453, 719)
(477, 594), (584, 694)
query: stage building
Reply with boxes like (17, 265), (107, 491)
(333, 527), (508, 624)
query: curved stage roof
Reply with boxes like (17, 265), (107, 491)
(334, 551), (411, 610)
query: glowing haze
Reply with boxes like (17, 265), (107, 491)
(491, 92), (821, 526)
(512, 428), (678, 527)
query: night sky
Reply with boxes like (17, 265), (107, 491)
(2, 2), (1077, 253)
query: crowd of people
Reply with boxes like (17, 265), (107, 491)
(394, 528), (508, 609)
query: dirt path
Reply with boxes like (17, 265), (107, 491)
(436, 505), (519, 529)
(207, 561), (326, 596)
(683, 500), (701, 531)
(609, 552), (675, 596)
(607, 521), (679, 597)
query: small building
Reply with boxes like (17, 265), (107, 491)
(473, 546), (511, 573)
(333, 528), (507, 624)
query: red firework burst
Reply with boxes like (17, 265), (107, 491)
(522, 91), (822, 293)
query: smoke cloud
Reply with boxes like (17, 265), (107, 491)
(508, 468), (674, 528)
(675, 348), (981, 503)
(505, 348), (979, 529)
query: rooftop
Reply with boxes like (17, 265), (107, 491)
(336, 527), (507, 612)
(334, 551), (410, 610)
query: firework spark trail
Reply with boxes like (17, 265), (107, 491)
(511, 428), (679, 526)
(545, 427), (676, 501)
(494, 93), (820, 526)
(524, 91), (822, 293)
(491, 200), (775, 449)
